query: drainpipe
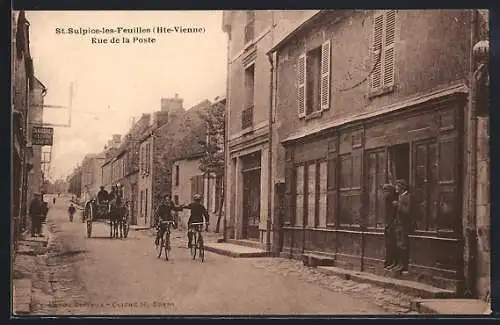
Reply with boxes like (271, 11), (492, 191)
(464, 9), (480, 298)
(265, 12), (276, 254)
(222, 20), (231, 242)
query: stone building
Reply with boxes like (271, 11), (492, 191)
(137, 95), (211, 228)
(12, 10), (35, 248)
(26, 77), (47, 226)
(222, 10), (319, 247)
(266, 9), (490, 299)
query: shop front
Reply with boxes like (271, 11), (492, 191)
(281, 91), (467, 292)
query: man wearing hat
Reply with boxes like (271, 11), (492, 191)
(97, 185), (109, 205)
(392, 179), (411, 274)
(28, 192), (45, 237)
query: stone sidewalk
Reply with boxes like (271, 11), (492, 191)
(13, 224), (51, 316)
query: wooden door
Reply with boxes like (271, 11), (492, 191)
(243, 169), (261, 240)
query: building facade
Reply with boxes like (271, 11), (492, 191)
(137, 95), (210, 228)
(268, 9), (490, 299)
(27, 77), (46, 224)
(222, 10), (319, 246)
(172, 153), (223, 231)
(12, 10), (35, 249)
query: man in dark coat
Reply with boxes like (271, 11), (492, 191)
(383, 183), (398, 270)
(392, 179), (411, 274)
(29, 193), (45, 237)
(97, 186), (109, 204)
(154, 194), (182, 246)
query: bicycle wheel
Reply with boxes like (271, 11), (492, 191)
(157, 236), (163, 258)
(191, 235), (197, 260)
(164, 233), (170, 261)
(198, 236), (204, 262)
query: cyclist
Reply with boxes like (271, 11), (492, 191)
(181, 194), (210, 249)
(154, 194), (182, 246)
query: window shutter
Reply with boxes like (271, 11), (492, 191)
(371, 13), (384, 90)
(320, 40), (331, 111)
(383, 10), (396, 87)
(297, 53), (307, 118)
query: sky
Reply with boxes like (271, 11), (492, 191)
(26, 11), (228, 181)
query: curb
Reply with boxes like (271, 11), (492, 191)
(204, 243), (270, 258)
(316, 266), (455, 299)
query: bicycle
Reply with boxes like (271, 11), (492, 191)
(189, 222), (208, 262)
(156, 220), (175, 261)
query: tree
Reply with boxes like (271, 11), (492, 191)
(197, 99), (225, 233)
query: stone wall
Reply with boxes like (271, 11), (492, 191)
(475, 116), (490, 301)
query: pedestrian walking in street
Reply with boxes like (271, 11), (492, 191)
(382, 183), (398, 270)
(181, 194), (210, 249)
(53, 197), (56, 205)
(28, 192), (45, 237)
(154, 194), (181, 246)
(68, 203), (76, 222)
(391, 179), (412, 274)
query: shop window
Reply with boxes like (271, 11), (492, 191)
(318, 161), (328, 227)
(295, 165), (304, 226)
(306, 163), (317, 227)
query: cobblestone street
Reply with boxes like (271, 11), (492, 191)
(14, 197), (420, 316)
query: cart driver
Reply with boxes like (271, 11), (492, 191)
(97, 186), (109, 205)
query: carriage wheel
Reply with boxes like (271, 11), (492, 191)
(87, 221), (92, 238)
(87, 204), (93, 238)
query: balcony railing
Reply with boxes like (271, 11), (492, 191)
(244, 20), (255, 45)
(242, 105), (254, 130)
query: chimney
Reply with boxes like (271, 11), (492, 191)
(161, 94), (184, 112)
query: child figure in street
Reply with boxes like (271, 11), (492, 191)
(181, 194), (210, 248)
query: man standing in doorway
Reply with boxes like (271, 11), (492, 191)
(392, 179), (411, 274)
(29, 192), (45, 237)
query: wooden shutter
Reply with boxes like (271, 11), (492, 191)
(371, 13), (384, 90)
(297, 53), (307, 118)
(383, 10), (396, 87)
(320, 40), (331, 111)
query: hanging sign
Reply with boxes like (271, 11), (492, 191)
(32, 126), (54, 146)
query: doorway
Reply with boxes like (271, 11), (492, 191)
(388, 143), (410, 184)
(243, 168), (261, 240)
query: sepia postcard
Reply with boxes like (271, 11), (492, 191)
(11, 9), (492, 317)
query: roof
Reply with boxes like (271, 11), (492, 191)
(281, 83), (469, 145)
(267, 10), (327, 54)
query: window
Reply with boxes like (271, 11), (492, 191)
(295, 165), (304, 226)
(244, 10), (255, 44)
(175, 165), (180, 186)
(371, 10), (396, 92)
(292, 160), (328, 228)
(297, 41), (331, 118)
(242, 64), (255, 129)
(191, 175), (204, 203)
(339, 153), (362, 226)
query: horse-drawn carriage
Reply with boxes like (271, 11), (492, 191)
(84, 186), (130, 239)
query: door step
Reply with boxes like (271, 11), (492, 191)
(302, 253), (336, 267)
(226, 239), (263, 250)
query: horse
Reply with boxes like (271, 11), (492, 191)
(109, 187), (127, 239)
